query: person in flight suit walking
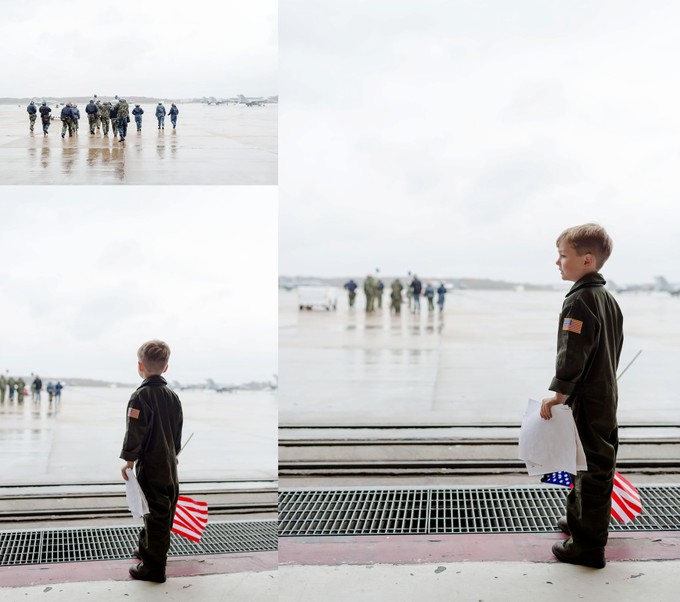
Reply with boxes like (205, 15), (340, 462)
(85, 99), (99, 134)
(114, 98), (130, 142)
(27, 101), (37, 132)
(390, 278), (404, 314)
(168, 103), (179, 129)
(375, 279), (385, 309)
(540, 223), (624, 569)
(121, 340), (183, 583)
(39, 102), (52, 135)
(424, 282), (435, 311)
(16, 377), (26, 403)
(363, 274), (376, 312)
(132, 104), (144, 131)
(437, 282), (447, 311)
(410, 275), (422, 313)
(60, 102), (75, 138)
(99, 101), (112, 135)
(72, 103), (80, 133)
(155, 102), (166, 129)
(344, 279), (358, 308)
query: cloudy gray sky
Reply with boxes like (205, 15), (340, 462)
(0, 187), (277, 384)
(280, 0), (680, 285)
(0, 0), (277, 98)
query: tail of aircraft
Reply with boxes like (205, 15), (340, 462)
(655, 276), (680, 295)
(238, 95), (265, 106)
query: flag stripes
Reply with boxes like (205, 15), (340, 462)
(610, 472), (643, 523)
(172, 495), (208, 543)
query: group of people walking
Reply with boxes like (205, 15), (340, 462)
(26, 99), (180, 143)
(29, 375), (63, 402)
(344, 275), (447, 314)
(0, 374), (62, 403)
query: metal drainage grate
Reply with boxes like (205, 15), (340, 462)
(278, 486), (680, 536)
(0, 520), (277, 567)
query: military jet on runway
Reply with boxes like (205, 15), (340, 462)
(606, 280), (654, 294)
(655, 276), (680, 295)
(237, 94), (277, 106)
(202, 96), (235, 105)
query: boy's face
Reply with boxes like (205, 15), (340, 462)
(556, 242), (595, 282)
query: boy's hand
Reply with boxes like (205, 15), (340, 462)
(121, 461), (134, 481)
(540, 393), (568, 420)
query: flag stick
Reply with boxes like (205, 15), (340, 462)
(617, 350), (642, 382)
(178, 432), (194, 456)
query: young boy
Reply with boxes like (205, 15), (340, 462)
(121, 340), (183, 583)
(540, 224), (624, 569)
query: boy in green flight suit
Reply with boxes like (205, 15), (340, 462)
(121, 340), (183, 583)
(540, 223), (624, 569)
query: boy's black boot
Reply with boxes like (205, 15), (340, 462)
(129, 562), (166, 583)
(552, 539), (605, 569)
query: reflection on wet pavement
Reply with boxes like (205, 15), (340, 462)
(0, 386), (276, 485)
(0, 103), (277, 184)
(279, 288), (680, 424)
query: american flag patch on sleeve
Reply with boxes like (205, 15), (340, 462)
(562, 317), (583, 334)
(128, 407), (140, 419)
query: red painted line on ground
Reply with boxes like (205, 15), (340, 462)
(279, 532), (680, 566)
(0, 551), (277, 588)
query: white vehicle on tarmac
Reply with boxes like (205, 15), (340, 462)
(298, 286), (338, 311)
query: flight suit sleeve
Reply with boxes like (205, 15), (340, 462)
(120, 393), (149, 461)
(549, 296), (600, 395)
(175, 404), (184, 456)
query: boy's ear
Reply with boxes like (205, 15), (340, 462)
(583, 252), (594, 266)
(162, 364), (169, 374)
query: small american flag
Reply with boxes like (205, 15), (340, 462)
(541, 471), (642, 523)
(171, 495), (208, 543)
(562, 318), (583, 334)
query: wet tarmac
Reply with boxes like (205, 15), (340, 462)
(0, 103), (277, 184)
(279, 288), (680, 426)
(0, 386), (276, 485)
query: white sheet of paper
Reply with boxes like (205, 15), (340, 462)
(125, 467), (149, 519)
(518, 398), (588, 476)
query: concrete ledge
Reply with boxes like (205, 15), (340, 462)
(279, 532), (680, 565)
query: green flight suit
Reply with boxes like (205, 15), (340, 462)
(99, 102), (111, 135)
(549, 272), (623, 554)
(0, 375), (6, 402)
(376, 280), (384, 309)
(364, 276), (376, 312)
(16, 378), (26, 403)
(390, 280), (403, 314)
(120, 376), (183, 574)
(94, 101), (102, 130)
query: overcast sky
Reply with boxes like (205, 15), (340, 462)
(0, 187), (277, 384)
(0, 0), (277, 98)
(280, 0), (680, 285)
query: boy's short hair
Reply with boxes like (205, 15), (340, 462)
(137, 340), (171, 374)
(556, 223), (613, 269)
